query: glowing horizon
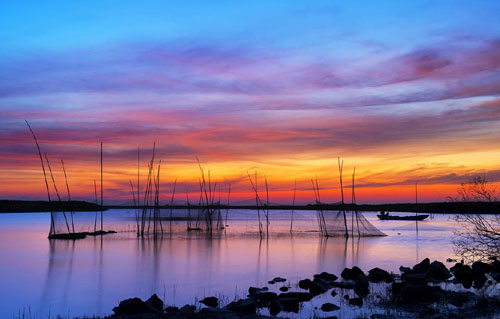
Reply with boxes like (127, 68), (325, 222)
(1, 1), (499, 204)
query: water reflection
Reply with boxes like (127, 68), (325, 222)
(0, 210), (459, 318)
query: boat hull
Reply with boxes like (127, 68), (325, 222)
(377, 214), (429, 221)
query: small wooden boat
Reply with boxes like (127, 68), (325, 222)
(377, 212), (429, 221)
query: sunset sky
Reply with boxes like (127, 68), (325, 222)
(1, 1), (499, 204)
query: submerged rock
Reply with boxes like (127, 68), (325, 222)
(341, 266), (364, 281)
(200, 296), (219, 308)
(368, 267), (391, 283)
(354, 273), (369, 298)
(309, 280), (329, 296)
(348, 297), (363, 306)
(298, 278), (312, 290)
(277, 291), (313, 302)
(248, 286), (268, 295)
(225, 298), (257, 314)
(331, 281), (355, 289)
(279, 286), (288, 292)
(321, 302), (340, 312)
(314, 272), (338, 282)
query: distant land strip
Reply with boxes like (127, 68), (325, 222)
(1, 200), (500, 214)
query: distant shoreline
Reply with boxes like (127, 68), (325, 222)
(1, 199), (499, 214)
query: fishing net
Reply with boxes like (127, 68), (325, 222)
(319, 210), (386, 237)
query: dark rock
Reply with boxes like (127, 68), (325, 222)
(428, 260), (452, 281)
(399, 266), (411, 274)
(279, 286), (288, 292)
(269, 300), (281, 316)
(371, 315), (392, 319)
(248, 286), (268, 295)
(491, 272), (500, 281)
(272, 277), (286, 282)
(113, 298), (156, 316)
(331, 281), (355, 289)
(368, 267), (391, 283)
(299, 278), (312, 289)
(349, 297), (363, 306)
(145, 294), (164, 312)
(472, 269), (487, 289)
(354, 274), (369, 298)
(277, 292), (313, 302)
(391, 282), (404, 295)
(400, 284), (444, 304)
(314, 272), (338, 282)
(472, 261), (493, 273)
(200, 296), (219, 308)
(277, 298), (300, 313)
(401, 270), (427, 283)
(344, 294), (349, 300)
(165, 306), (179, 314)
(451, 263), (474, 289)
(321, 302), (340, 312)
(412, 258), (430, 272)
(341, 266), (364, 281)
(179, 304), (196, 315)
(446, 291), (473, 308)
(225, 298), (256, 314)
(251, 291), (277, 302)
(331, 290), (337, 297)
(309, 280), (329, 296)
(491, 260), (500, 273)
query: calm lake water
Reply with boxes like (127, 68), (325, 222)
(0, 209), (463, 318)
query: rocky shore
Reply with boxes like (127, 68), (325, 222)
(98, 258), (500, 319)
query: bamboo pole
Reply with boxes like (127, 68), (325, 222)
(44, 153), (71, 233)
(290, 179), (296, 233)
(61, 159), (75, 233)
(25, 120), (55, 235)
(338, 157), (349, 238)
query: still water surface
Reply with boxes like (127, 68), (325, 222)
(0, 209), (461, 318)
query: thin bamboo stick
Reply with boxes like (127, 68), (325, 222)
(25, 120), (55, 235)
(44, 153), (71, 233)
(61, 159), (75, 233)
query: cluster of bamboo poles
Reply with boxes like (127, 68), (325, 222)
(26, 120), (105, 236)
(247, 171), (271, 238)
(130, 144), (170, 237)
(311, 157), (362, 238)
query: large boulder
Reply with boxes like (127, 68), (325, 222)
(354, 274), (369, 298)
(400, 284), (444, 304)
(250, 291), (277, 302)
(314, 272), (338, 282)
(299, 278), (312, 290)
(472, 269), (487, 289)
(472, 261), (493, 273)
(428, 261), (451, 281)
(451, 263), (474, 289)
(225, 298), (257, 314)
(113, 298), (156, 316)
(368, 267), (391, 283)
(309, 280), (329, 296)
(248, 286), (268, 294)
(200, 296), (219, 308)
(145, 294), (164, 313)
(412, 258), (430, 272)
(341, 266), (364, 281)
